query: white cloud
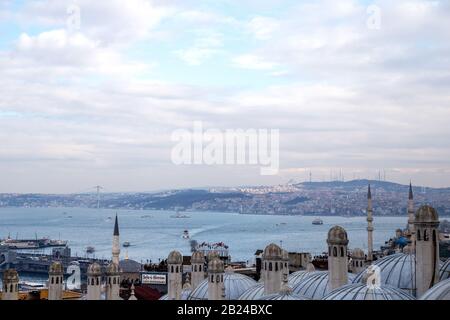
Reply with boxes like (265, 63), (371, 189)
(174, 31), (223, 65)
(232, 54), (278, 70)
(246, 16), (280, 40)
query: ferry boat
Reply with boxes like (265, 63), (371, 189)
(170, 212), (190, 219)
(182, 230), (190, 239)
(312, 218), (324, 225)
(86, 246), (95, 254)
(123, 241), (131, 247)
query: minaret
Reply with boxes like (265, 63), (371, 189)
(112, 214), (120, 266)
(407, 182), (415, 252)
(48, 261), (64, 300)
(262, 243), (283, 295)
(191, 251), (205, 290)
(2, 269), (19, 300)
(207, 257), (224, 300)
(327, 226), (349, 291)
(415, 205), (440, 297)
(105, 262), (121, 300)
(167, 250), (183, 300)
(367, 184), (374, 262)
(87, 262), (102, 300)
(281, 249), (290, 281)
(350, 248), (365, 274)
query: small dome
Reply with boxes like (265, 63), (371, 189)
(3, 269), (19, 282)
(420, 278), (450, 300)
(323, 283), (416, 300)
(327, 226), (349, 245)
(439, 258), (450, 281)
(208, 257), (224, 273)
(188, 273), (257, 300)
(49, 261), (64, 274)
(87, 262), (102, 276)
(159, 288), (192, 300)
(292, 271), (355, 300)
(168, 251), (183, 264)
(288, 270), (315, 287)
(238, 283), (265, 300)
(106, 262), (120, 275)
(352, 248), (365, 259)
(281, 250), (289, 261)
(263, 243), (282, 260)
(191, 251), (205, 264)
(415, 205), (439, 223)
(207, 251), (220, 261)
(353, 253), (416, 295)
(258, 289), (310, 301)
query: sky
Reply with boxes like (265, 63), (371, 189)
(1, 0), (450, 193)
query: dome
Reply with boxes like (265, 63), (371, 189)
(327, 226), (349, 245)
(439, 258), (450, 281)
(238, 283), (264, 300)
(119, 259), (141, 273)
(188, 273), (257, 300)
(168, 251), (183, 264)
(420, 278), (450, 300)
(288, 270), (315, 286)
(352, 248), (365, 259)
(106, 262), (120, 275)
(3, 269), (19, 282)
(258, 288), (310, 301)
(353, 253), (416, 295)
(263, 243), (282, 260)
(191, 251), (205, 264)
(415, 205), (439, 223)
(323, 283), (416, 300)
(208, 258), (224, 273)
(87, 262), (102, 276)
(292, 271), (355, 300)
(207, 251), (220, 261)
(159, 288), (193, 300)
(49, 261), (64, 274)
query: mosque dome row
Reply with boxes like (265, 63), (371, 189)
(188, 272), (257, 300)
(439, 258), (450, 281)
(420, 278), (450, 300)
(353, 253), (416, 295)
(291, 271), (356, 300)
(323, 283), (415, 300)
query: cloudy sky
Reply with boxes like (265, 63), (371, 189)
(1, 0), (450, 193)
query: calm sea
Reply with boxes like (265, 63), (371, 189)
(0, 207), (410, 264)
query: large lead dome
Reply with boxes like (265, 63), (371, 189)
(188, 272), (257, 300)
(353, 253), (416, 295)
(292, 271), (355, 300)
(439, 258), (450, 281)
(323, 283), (415, 300)
(420, 278), (450, 300)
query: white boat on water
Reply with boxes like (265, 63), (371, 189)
(170, 212), (190, 218)
(182, 230), (190, 239)
(312, 218), (324, 225)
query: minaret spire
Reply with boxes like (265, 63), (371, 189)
(407, 181), (415, 252)
(112, 213), (120, 265)
(367, 184), (374, 262)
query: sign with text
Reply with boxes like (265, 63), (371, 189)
(141, 273), (167, 285)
